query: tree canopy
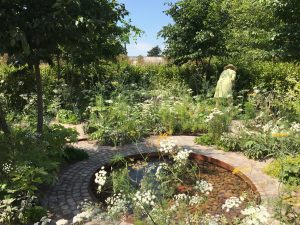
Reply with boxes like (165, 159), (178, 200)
(0, 0), (135, 134)
(274, 0), (300, 61)
(159, 0), (230, 65)
(147, 46), (162, 57)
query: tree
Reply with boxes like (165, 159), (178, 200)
(147, 46), (162, 57)
(274, 0), (300, 61)
(159, 0), (230, 65)
(0, 0), (132, 135)
(0, 107), (10, 135)
(224, 0), (277, 62)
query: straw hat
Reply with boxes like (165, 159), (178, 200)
(224, 64), (237, 71)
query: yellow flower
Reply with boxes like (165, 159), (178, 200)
(232, 168), (240, 175)
(271, 133), (289, 137)
(156, 132), (170, 144)
(248, 93), (256, 97)
(232, 166), (252, 174)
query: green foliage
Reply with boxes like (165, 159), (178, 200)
(273, 187), (300, 224)
(20, 205), (47, 225)
(160, 0), (230, 64)
(147, 46), (162, 57)
(0, 125), (77, 224)
(194, 134), (214, 145)
(0, 0), (133, 65)
(274, 0), (300, 61)
(243, 101), (256, 120)
(63, 146), (89, 162)
(87, 96), (149, 146)
(111, 168), (131, 194)
(225, 0), (276, 61)
(207, 109), (232, 141)
(56, 109), (79, 124)
(241, 139), (270, 160)
(264, 155), (300, 186)
(218, 133), (240, 152)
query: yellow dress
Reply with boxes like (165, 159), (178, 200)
(214, 69), (236, 98)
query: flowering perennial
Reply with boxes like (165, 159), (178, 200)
(205, 108), (224, 123)
(174, 193), (189, 201)
(155, 162), (168, 180)
(173, 149), (192, 165)
(189, 194), (203, 206)
(221, 196), (244, 212)
(55, 219), (68, 225)
(241, 205), (270, 225)
(72, 211), (92, 224)
(133, 190), (156, 208)
(194, 180), (213, 194)
(2, 163), (12, 173)
(94, 167), (107, 193)
(159, 138), (177, 154)
(105, 192), (128, 216)
(290, 122), (300, 133)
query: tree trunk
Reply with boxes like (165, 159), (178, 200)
(34, 62), (43, 135)
(0, 106), (10, 135)
(57, 54), (61, 80)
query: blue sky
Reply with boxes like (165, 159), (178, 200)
(119, 0), (177, 56)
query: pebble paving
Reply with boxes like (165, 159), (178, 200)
(42, 135), (281, 224)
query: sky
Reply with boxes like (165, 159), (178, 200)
(119, 0), (177, 56)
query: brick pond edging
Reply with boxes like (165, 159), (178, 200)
(42, 136), (280, 223)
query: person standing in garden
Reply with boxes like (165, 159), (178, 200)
(214, 64), (237, 107)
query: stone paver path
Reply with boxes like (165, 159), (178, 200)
(43, 136), (281, 223)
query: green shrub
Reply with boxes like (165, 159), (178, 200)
(0, 125), (78, 224)
(64, 146), (89, 162)
(218, 133), (241, 152)
(20, 206), (47, 225)
(194, 134), (214, 145)
(243, 101), (256, 119)
(241, 140), (270, 160)
(56, 109), (79, 124)
(264, 155), (300, 186)
(87, 96), (149, 146)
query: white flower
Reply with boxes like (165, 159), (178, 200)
(72, 210), (93, 224)
(170, 194), (189, 211)
(133, 190), (156, 208)
(2, 163), (13, 173)
(205, 108), (224, 123)
(290, 122), (300, 133)
(94, 167), (107, 193)
(159, 138), (177, 154)
(105, 99), (113, 104)
(0, 80), (4, 84)
(200, 214), (222, 225)
(221, 196), (244, 212)
(194, 180), (213, 194)
(173, 149), (192, 165)
(106, 192), (128, 216)
(174, 193), (189, 201)
(189, 194), (203, 206)
(262, 121), (274, 133)
(56, 219), (68, 225)
(155, 162), (168, 180)
(241, 205), (270, 225)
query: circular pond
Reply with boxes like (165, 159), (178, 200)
(90, 152), (260, 223)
